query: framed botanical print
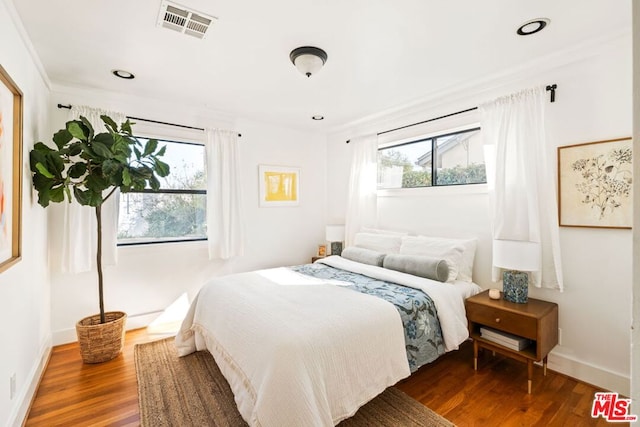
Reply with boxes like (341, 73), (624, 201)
(558, 137), (632, 229)
(0, 65), (23, 272)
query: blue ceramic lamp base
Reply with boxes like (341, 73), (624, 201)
(503, 270), (528, 303)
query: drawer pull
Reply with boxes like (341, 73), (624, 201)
(495, 318), (501, 323)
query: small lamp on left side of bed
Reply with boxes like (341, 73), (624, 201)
(326, 225), (345, 256)
(492, 239), (541, 303)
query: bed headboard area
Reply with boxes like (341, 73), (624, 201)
(375, 189), (493, 288)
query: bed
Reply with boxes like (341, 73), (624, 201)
(176, 233), (481, 427)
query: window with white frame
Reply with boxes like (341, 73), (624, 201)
(117, 138), (207, 245)
(377, 127), (485, 189)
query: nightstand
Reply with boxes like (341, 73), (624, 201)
(311, 256), (324, 263)
(465, 290), (558, 394)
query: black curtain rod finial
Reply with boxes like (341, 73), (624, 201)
(546, 84), (557, 103)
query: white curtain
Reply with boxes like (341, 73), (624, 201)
(345, 134), (378, 247)
(61, 105), (124, 273)
(480, 86), (563, 290)
(205, 129), (245, 259)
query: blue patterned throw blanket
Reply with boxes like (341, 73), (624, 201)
(290, 263), (445, 372)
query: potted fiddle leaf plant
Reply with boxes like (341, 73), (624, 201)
(29, 115), (169, 363)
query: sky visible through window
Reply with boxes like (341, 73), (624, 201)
(139, 138), (206, 190)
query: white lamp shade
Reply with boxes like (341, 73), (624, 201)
(492, 239), (541, 271)
(325, 225), (345, 242)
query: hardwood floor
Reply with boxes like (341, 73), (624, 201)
(26, 329), (623, 426)
(25, 329), (156, 427)
(396, 344), (621, 427)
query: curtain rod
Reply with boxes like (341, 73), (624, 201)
(346, 83), (557, 143)
(57, 104), (241, 137)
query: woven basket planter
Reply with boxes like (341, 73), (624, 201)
(76, 311), (127, 364)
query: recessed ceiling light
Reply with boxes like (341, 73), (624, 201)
(311, 115), (324, 121)
(112, 69), (135, 80)
(517, 18), (550, 36)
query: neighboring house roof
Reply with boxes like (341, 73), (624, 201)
(416, 132), (474, 167)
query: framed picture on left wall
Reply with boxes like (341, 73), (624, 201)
(258, 165), (300, 207)
(0, 65), (23, 272)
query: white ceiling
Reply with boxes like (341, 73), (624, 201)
(12, 0), (631, 131)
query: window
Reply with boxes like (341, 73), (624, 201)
(117, 138), (207, 245)
(377, 127), (485, 189)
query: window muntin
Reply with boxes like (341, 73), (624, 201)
(117, 138), (207, 245)
(377, 128), (485, 189)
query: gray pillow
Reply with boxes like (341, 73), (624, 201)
(383, 254), (450, 283)
(341, 246), (386, 267)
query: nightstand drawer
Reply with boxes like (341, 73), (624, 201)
(467, 304), (537, 339)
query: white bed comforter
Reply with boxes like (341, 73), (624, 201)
(175, 266), (411, 427)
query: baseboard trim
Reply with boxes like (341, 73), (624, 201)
(8, 334), (52, 427)
(51, 310), (164, 346)
(548, 350), (630, 396)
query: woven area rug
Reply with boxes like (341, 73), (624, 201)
(135, 338), (455, 427)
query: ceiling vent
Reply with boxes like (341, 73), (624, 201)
(157, 1), (217, 39)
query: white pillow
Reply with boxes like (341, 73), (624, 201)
(399, 236), (465, 282)
(353, 232), (402, 254)
(456, 238), (477, 283)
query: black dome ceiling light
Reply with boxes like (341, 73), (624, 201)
(517, 18), (550, 36)
(289, 46), (328, 78)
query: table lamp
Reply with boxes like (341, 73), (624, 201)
(492, 239), (541, 303)
(325, 225), (345, 256)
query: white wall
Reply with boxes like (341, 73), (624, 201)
(0, 1), (52, 426)
(327, 34), (632, 394)
(47, 86), (327, 344)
